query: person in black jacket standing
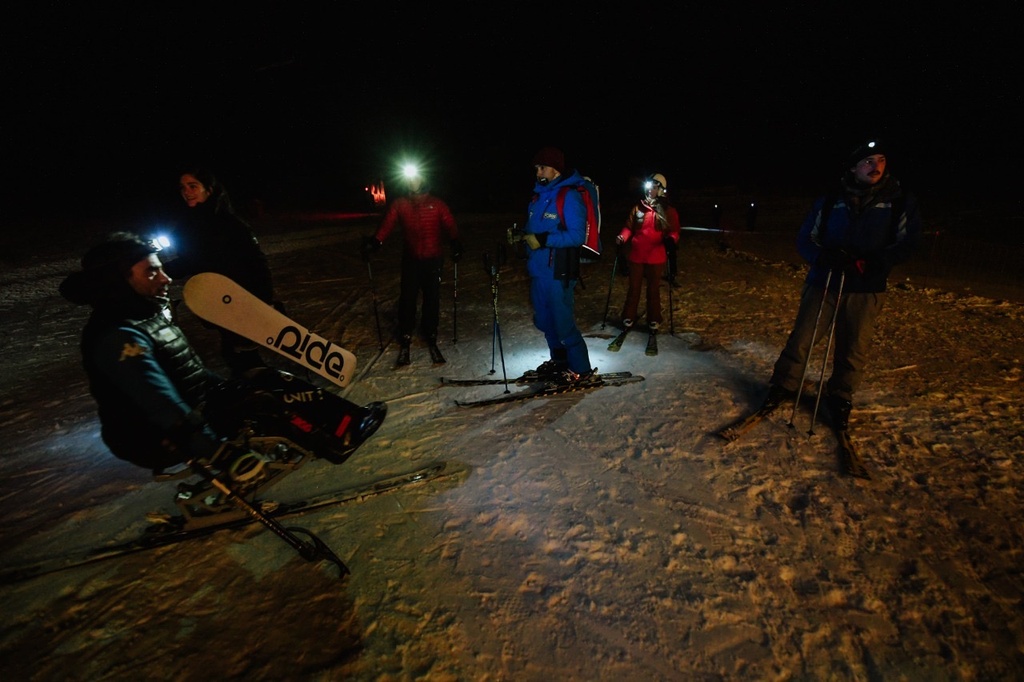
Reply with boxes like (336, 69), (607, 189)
(766, 139), (922, 464)
(164, 168), (275, 377)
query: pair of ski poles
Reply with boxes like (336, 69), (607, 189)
(788, 268), (846, 435)
(365, 256), (460, 350)
(483, 247), (510, 391)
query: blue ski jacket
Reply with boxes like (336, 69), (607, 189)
(525, 170), (587, 281)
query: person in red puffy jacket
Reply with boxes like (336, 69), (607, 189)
(362, 167), (461, 366)
(615, 173), (680, 334)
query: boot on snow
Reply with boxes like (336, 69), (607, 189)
(427, 338), (446, 364)
(826, 393), (853, 431)
(523, 348), (569, 381)
(396, 335), (412, 366)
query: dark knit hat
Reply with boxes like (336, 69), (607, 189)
(847, 139), (889, 168)
(532, 147), (566, 174)
(59, 232), (158, 305)
(81, 232), (157, 276)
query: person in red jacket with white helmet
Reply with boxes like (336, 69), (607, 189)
(362, 166), (461, 366)
(615, 172), (680, 334)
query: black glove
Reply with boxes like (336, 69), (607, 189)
(361, 236), (382, 262)
(662, 234), (677, 252)
(450, 239), (462, 263)
(816, 247), (853, 272)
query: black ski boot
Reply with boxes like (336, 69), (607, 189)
(524, 349), (569, 381)
(826, 394), (868, 478)
(396, 335), (412, 366)
(427, 337), (446, 364)
(826, 394), (852, 432)
(358, 401), (388, 442)
(554, 367), (598, 387)
(763, 384), (797, 411)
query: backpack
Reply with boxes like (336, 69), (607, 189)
(554, 176), (602, 262)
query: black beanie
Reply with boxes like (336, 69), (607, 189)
(847, 139), (888, 168)
(81, 232), (157, 277)
(532, 147), (566, 174)
(60, 232), (157, 305)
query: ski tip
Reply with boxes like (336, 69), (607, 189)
(840, 464), (872, 480)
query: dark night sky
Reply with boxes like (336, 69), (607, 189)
(4, 2), (1021, 223)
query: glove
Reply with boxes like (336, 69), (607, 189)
(615, 235), (626, 246)
(361, 236), (382, 262)
(662, 234), (677, 252)
(523, 233), (547, 250)
(816, 247), (853, 272)
(506, 225), (524, 245)
(451, 239), (462, 263)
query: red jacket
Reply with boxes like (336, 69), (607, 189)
(617, 199), (680, 265)
(375, 192), (459, 260)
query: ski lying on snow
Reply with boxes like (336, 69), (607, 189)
(440, 370), (634, 387)
(715, 380), (819, 442)
(607, 328), (632, 352)
(0, 460), (468, 585)
(715, 399), (785, 442)
(645, 334), (658, 356)
(454, 373), (645, 407)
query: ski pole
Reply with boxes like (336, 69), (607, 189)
(188, 457), (349, 576)
(483, 251), (510, 391)
(366, 260), (384, 352)
(452, 262), (459, 344)
(601, 246), (619, 330)
(808, 270), (845, 436)
(667, 259), (675, 336)
(788, 269), (834, 428)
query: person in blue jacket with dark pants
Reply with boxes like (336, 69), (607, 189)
(521, 147), (594, 383)
(767, 139), (922, 435)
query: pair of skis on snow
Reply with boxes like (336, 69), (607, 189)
(441, 371), (645, 407)
(0, 460), (470, 585)
(715, 385), (870, 479)
(607, 326), (658, 356)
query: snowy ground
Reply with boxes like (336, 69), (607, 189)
(1, 199), (1022, 680)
